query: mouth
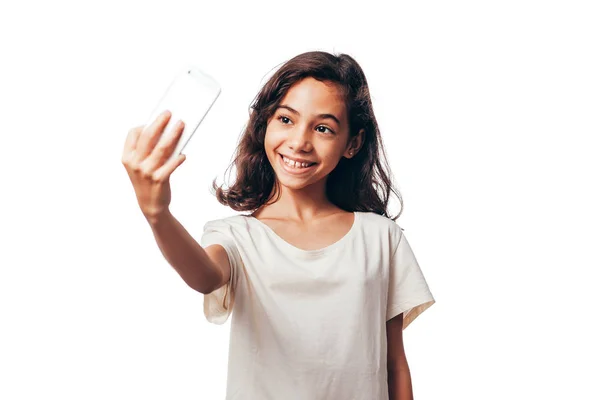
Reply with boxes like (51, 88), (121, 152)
(278, 154), (318, 175)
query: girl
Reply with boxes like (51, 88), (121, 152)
(122, 51), (435, 400)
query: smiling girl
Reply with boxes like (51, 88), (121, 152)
(123, 50), (435, 400)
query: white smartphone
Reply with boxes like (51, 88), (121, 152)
(145, 65), (221, 164)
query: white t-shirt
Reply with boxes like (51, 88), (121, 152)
(200, 211), (435, 400)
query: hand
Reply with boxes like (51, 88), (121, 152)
(121, 110), (186, 220)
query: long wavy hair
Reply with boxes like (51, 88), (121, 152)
(211, 50), (403, 221)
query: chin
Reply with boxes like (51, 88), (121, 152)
(275, 170), (328, 192)
(278, 179), (313, 191)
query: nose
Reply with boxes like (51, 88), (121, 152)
(287, 124), (313, 153)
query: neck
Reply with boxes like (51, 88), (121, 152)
(260, 179), (340, 221)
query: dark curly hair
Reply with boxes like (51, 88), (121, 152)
(211, 50), (403, 221)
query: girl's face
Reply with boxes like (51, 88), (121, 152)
(264, 77), (359, 191)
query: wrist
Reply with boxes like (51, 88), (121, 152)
(145, 208), (173, 227)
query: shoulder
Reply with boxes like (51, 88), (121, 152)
(202, 213), (253, 234)
(358, 211), (404, 250)
(358, 211), (403, 235)
(201, 214), (254, 256)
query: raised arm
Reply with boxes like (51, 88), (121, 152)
(121, 110), (230, 294)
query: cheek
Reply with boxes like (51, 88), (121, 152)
(263, 129), (281, 165)
(263, 133), (274, 154)
(264, 126), (285, 150)
(314, 142), (345, 163)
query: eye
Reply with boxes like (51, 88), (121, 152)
(316, 125), (334, 134)
(277, 115), (292, 124)
(276, 115), (334, 134)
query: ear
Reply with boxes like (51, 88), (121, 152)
(344, 128), (365, 159)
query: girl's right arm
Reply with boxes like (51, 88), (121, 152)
(147, 210), (230, 294)
(121, 110), (230, 294)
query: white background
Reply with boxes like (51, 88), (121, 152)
(1, 0), (598, 398)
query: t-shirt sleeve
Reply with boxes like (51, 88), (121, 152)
(386, 227), (435, 329)
(200, 219), (242, 325)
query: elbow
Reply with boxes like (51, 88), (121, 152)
(189, 279), (216, 295)
(189, 269), (224, 295)
(387, 358), (411, 376)
(189, 281), (211, 295)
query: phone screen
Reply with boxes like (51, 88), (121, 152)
(146, 66), (221, 164)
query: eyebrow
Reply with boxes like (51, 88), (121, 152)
(277, 104), (341, 126)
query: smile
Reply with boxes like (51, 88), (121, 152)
(279, 154), (317, 174)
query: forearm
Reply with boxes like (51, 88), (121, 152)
(146, 210), (221, 293)
(388, 366), (413, 400)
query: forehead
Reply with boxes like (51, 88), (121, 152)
(279, 77), (347, 120)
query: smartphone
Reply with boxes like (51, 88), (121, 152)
(145, 66), (221, 164)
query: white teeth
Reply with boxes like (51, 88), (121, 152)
(282, 155), (313, 169)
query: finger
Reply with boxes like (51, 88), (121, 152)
(123, 125), (145, 154)
(148, 119), (185, 167)
(153, 154), (186, 182)
(136, 110), (172, 159)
